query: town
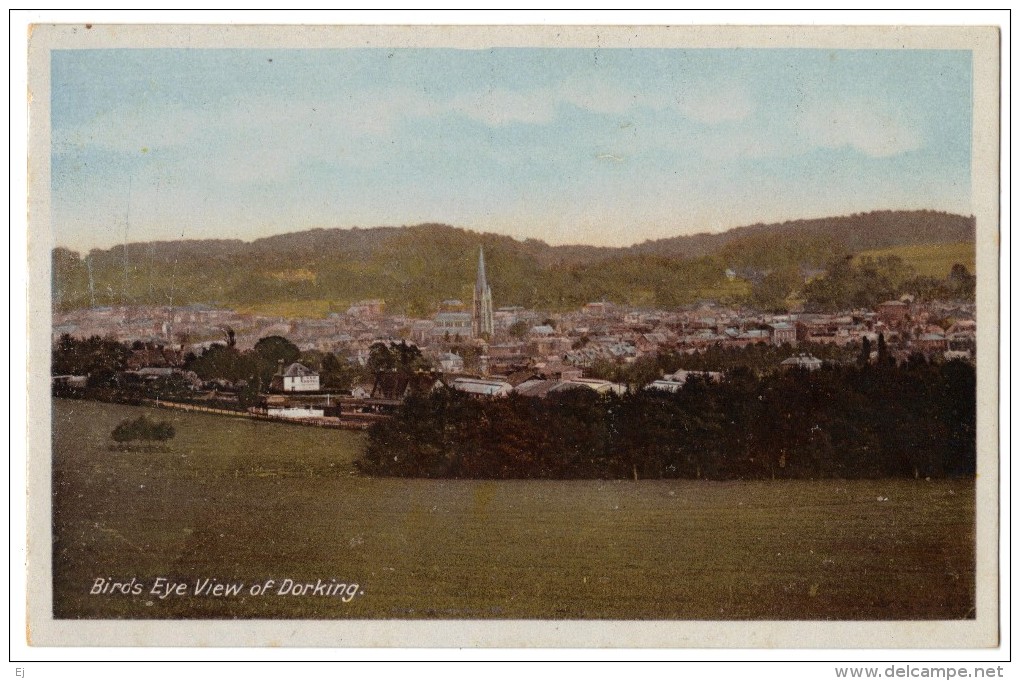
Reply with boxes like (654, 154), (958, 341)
(51, 247), (977, 428)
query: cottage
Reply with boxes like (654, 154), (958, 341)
(270, 362), (320, 393)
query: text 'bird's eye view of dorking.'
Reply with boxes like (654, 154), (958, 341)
(47, 44), (980, 623)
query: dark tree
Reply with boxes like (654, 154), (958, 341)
(111, 415), (175, 443)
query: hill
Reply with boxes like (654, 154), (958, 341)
(627, 210), (975, 260)
(52, 210), (975, 316)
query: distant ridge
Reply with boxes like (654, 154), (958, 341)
(53, 210), (975, 315)
(624, 210), (975, 261)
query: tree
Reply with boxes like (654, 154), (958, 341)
(111, 415), (175, 443)
(749, 266), (801, 313)
(508, 320), (529, 339)
(186, 343), (253, 383)
(367, 342), (396, 374)
(252, 335), (301, 386)
(320, 352), (358, 391)
(51, 334), (130, 382)
(947, 264), (976, 299)
(858, 337), (872, 366)
(876, 333), (892, 367)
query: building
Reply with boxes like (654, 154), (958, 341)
(472, 247), (494, 338)
(437, 352), (465, 373)
(551, 378), (627, 396)
(768, 322), (797, 346)
(450, 376), (512, 397)
(914, 333), (948, 354)
(645, 369), (723, 393)
(432, 311), (473, 341)
(877, 300), (910, 326)
(346, 299), (386, 317)
(780, 354), (824, 372)
(270, 362), (320, 392)
(267, 405), (325, 419)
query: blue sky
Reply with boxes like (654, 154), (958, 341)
(51, 48), (972, 251)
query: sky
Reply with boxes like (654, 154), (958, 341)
(50, 47), (973, 252)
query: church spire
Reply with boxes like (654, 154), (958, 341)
(472, 246), (494, 338)
(476, 247), (488, 291)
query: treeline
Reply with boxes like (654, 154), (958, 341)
(802, 257), (976, 312)
(585, 342), (857, 389)
(51, 333), (371, 408)
(358, 357), (975, 480)
(52, 210), (974, 315)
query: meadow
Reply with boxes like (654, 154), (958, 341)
(856, 241), (976, 278)
(51, 399), (975, 620)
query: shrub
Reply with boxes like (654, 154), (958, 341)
(111, 415), (175, 443)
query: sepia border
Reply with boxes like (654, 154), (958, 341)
(24, 22), (1001, 649)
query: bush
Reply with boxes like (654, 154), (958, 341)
(111, 415), (176, 443)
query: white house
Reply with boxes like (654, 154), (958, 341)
(272, 362), (320, 392)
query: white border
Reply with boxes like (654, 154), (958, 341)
(9, 9), (1010, 668)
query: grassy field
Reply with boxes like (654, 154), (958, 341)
(51, 399), (975, 620)
(236, 299), (338, 319)
(855, 241), (976, 278)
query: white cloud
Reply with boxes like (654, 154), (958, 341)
(797, 99), (922, 158)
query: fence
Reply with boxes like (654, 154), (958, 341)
(141, 399), (386, 431)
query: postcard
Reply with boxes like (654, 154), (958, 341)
(25, 23), (1000, 648)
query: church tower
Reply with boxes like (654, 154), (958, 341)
(472, 247), (494, 339)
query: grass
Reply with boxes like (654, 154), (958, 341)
(236, 299), (337, 319)
(694, 277), (753, 302)
(855, 242), (976, 278)
(52, 399), (975, 620)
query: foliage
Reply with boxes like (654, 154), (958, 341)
(801, 255), (916, 312)
(51, 211), (974, 315)
(111, 415), (175, 443)
(51, 334), (130, 386)
(804, 256), (976, 311)
(318, 352), (364, 391)
(186, 343), (256, 383)
(252, 335), (302, 386)
(360, 353), (975, 481)
(748, 266), (803, 313)
(585, 342), (856, 384)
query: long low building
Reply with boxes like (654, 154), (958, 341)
(514, 377), (627, 398)
(449, 376), (514, 397)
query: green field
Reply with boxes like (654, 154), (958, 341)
(237, 299), (338, 319)
(855, 241), (976, 278)
(51, 399), (975, 620)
